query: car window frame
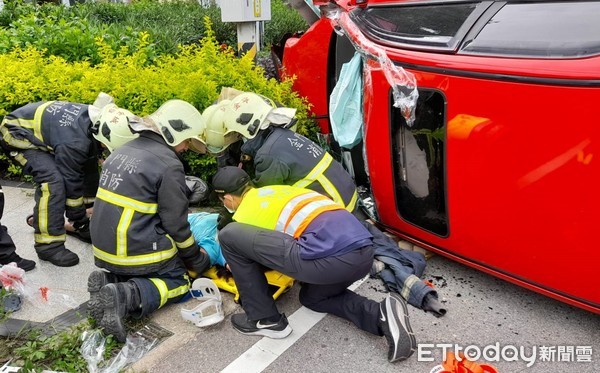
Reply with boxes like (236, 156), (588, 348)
(459, 1), (600, 58)
(350, 0), (494, 53)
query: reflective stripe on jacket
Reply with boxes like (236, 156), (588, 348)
(233, 185), (342, 238)
(245, 127), (358, 212)
(90, 132), (197, 275)
(0, 101), (97, 218)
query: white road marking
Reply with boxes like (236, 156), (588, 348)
(221, 276), (369, 373)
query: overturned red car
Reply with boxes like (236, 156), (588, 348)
(275, 0), (600, 313)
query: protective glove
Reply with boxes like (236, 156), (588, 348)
(182, 248), (210, 279)
(217, 207), (234, 231)
(67, 217), (92, 243)
(71, 217), (90, 232)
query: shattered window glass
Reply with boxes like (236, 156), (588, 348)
(352, 3), (479, 50)
(392, 90), (448, 237)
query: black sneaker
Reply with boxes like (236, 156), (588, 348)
(14, 257), (36, 272)
(1, 253), (36, 271)
(379, 293), (416, 362)
(88, 271), (117, 322)
(231, 313), (292, 339)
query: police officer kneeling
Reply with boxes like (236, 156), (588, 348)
(213, 166), (417, 363)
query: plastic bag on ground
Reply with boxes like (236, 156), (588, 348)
(80, 329), (157, 373)
(0, 263), (78, 309)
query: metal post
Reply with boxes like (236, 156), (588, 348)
(237, 22), (258, 60)
(219, 0), (270, 62)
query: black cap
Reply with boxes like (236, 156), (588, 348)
(212, 166), (250, 194)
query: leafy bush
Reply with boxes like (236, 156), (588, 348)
(0, 18), (314, 179)
(264, 0), (309, 46)
(0, 321), (120, 372)
(0, 0), (306, 63)
(0, 0), (232, 64)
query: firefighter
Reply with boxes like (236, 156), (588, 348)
(88, 99), (211, 342)
(0, 99), (137, 267)
(0, 183), (36, 271)
(212, 166), (416, 362)
(201, 92), (358, 215)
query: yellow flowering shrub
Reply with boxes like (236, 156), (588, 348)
(0, 19), (316, 179)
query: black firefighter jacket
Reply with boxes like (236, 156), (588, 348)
(241, 127), (358, 211)
(90, 131), (199, 275)
(0, 101), (98, 221)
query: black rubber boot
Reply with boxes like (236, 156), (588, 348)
(37, 247), (79, 267)
(1, 252), (36, 271)
(87, 271), (119, 323)
(99, 282), (141, 342)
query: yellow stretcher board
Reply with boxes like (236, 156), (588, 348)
(203, 266), (295, 303)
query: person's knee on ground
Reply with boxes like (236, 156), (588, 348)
(98, 280), (141, 343)
(87, 270), (120, 323)
(298, 283), (329, 312)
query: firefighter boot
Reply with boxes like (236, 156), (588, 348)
(87, 271), (119, 323)
(37, 246), (79, 267)
(99, 281), (141, 342)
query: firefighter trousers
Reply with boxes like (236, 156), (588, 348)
(109, 265), (190, 318)
(16, 149), (97, 254)
(219, 222), (382, 336)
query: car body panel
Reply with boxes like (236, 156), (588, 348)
(280, 0), (600, 313)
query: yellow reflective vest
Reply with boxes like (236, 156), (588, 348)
(242, 127), (358, 212)
(233, 185), (343, 238)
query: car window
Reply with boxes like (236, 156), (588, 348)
(351, 2), (484, 50)
(462, 2), (600, 58)
(391, 90), (448, 237)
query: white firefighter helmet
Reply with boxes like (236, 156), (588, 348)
(92, 104), (139, 152)
(147, 99), (207, 153)
(180, 278), (224, 327)
(222, 93), (277, 139)
(223, 92), (298, 140)
(201, 100), (243, 154)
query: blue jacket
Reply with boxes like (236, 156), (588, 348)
(188, 212), (226, 267)
(364, 223), (438, 310)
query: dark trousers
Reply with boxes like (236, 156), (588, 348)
(0, 225), (17, 262)
(17, 149), (97, 254)
(0, 184), (17, 262)
(106, 264), (189, 318)
(20, 149), (69, 253)
(219, 222), (382, 336)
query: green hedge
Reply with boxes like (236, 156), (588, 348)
(0, 18), (316, 181)
(0, 0), (307, 64)
(0, 1), (314, 181)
